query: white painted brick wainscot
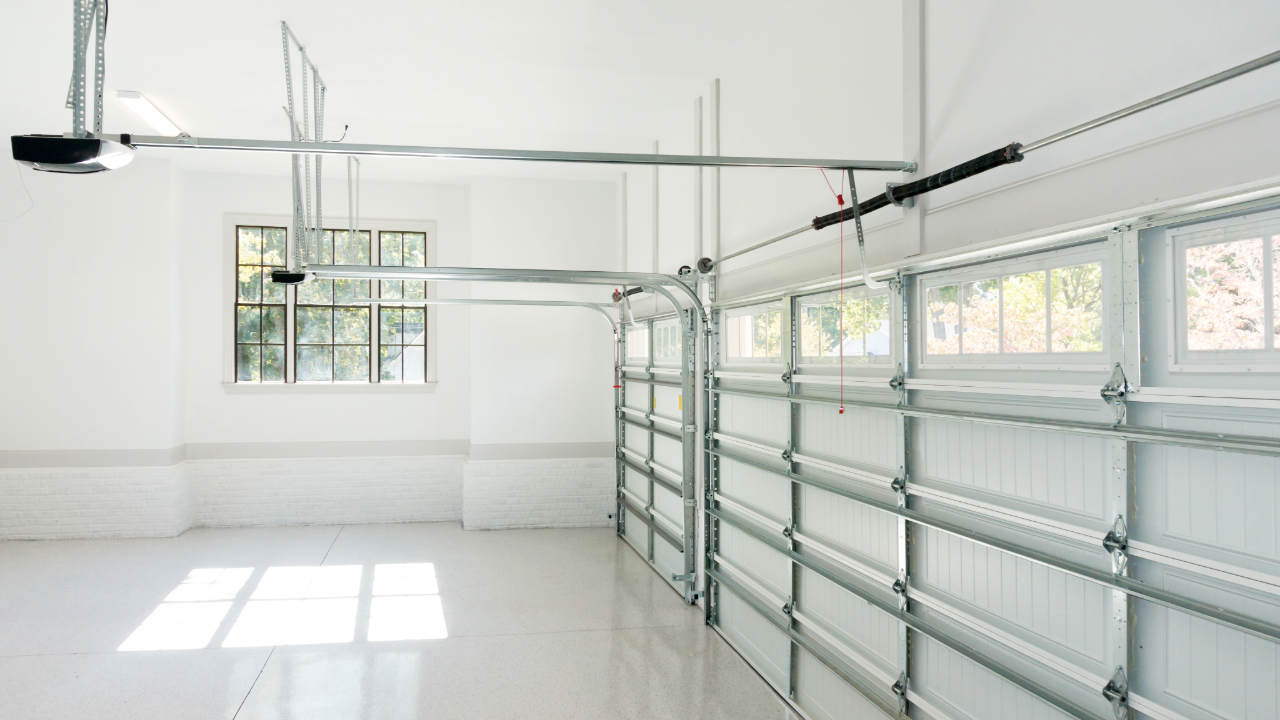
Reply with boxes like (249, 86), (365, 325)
(1, 455), (617, 539)
(463, 458), (616, 530)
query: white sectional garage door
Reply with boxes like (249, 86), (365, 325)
(704, 212), (1280, 720)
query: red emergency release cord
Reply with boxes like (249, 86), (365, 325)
(819, 170), (846, 414)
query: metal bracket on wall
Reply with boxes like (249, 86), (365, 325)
(885, 183), (915, 209)
(1100, 363), (1130, 424)
(1101, 666), (1129, 720)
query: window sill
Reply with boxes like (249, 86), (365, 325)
(222, 382), (438, 394)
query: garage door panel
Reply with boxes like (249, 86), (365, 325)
(913, 416), (1110, 526)
(799, 402), (898, 473)
(653, 537), (684, 592)
(652, 484), (683, 529)
(720, 523), (790, 600)
(795, 646), (894, 720)
(916, 526), (1111, 675)
(622, 465), (649, 494)
(800, 484), (898, 572)
(1136, 410), (1280, 578)
(912, 636), (1079, 720)
(653, 385), (683, 418)
(621, 506), (650, 557)
(622, 428), (648, 455)
(719, 393), (790, 444)
(653, 434), (682, 470)
(622, 380), (649, 411)
(720, 457), (790, 520)
(719, 587), (790, 690)
(1132, 562), (1280, 720)
(799, 566), (899, 673)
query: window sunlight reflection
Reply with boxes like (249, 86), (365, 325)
(372, 563), (439, 596)
(223, 598), (359, 647)
(118, 568), (252, 651)
(251, 565), (363, 599)
(119, 563), (448, 651)
(369, 563), (446, 641)
(223, 565), (363, 647)
(369, 595), (447, 641)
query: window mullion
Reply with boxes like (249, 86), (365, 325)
(372, 228), (381, 383)
(1045, 270), (1053, 354)
(997, 275), (1005, 354)
(286, 232), (296, 384)
(1259, 235), (1269, 351)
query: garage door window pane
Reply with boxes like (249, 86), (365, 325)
(1186, 239), (1264, 350)
(926, 285), (959, 354)
(1002, 272), (1047, 353)
(961, 279), (1000, 354)
(1051, 264), (1103, 352)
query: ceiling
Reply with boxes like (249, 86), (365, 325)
(1, 0), (904, 183)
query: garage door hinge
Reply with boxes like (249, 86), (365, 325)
(1102, 666), (1129, 720)
(1100, 363), (1131, 424)
(891, 672), (908, 713)
(1103, 515), (1129, 575)
(889, 365), (905, 392)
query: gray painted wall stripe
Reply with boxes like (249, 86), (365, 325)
(0, 441), (612, 468)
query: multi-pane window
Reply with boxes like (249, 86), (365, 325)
(377, 231), (428, 382)
(379, 307), (425, 382)
(296, 230), (372, 382)
(653, 319), (682, 363)
(232, 224), (431, 384)
(724, 303), (783, 361)
(1174, 211), (1280, 363)
(236, 227), (288, 382)
(799, 290), (891, 364)
(922, 255), (1104, 359)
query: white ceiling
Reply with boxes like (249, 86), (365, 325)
(2, 0), (904, 183)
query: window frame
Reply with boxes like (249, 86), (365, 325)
(1167, 207), (1280, 373)
(651, 316), (683, 367)
(721, 300), (786, 365)
(233, 225), (289, 383)
(915, 244), (1110, 371)
(794, 286), (894, 367)
(222, 214), (438, 391)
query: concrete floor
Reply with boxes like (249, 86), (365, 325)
(0, 522), (794, 719)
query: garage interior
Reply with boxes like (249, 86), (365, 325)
(3, 2), (1280, 719)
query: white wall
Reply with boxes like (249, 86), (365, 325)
(468, 177), (619, 450)
(0, 158), (181, 455)
(0, 164), (622, 537)
(178, 171), (475, 448)
(705, 1), (1280, 300)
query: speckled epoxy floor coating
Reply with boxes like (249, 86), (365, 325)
(0, 523), (795, 719)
